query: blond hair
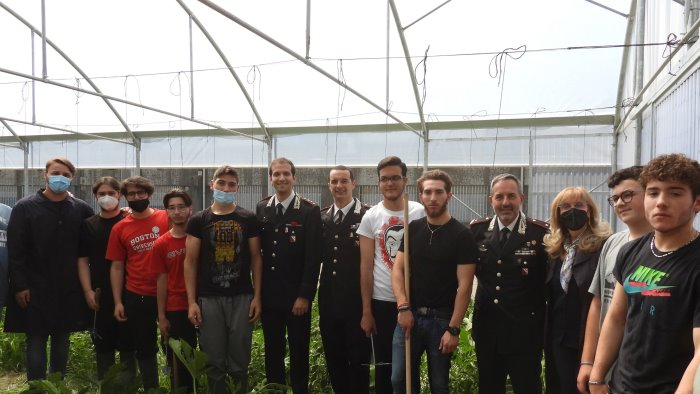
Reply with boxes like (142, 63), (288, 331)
(544, 186), (611, 259)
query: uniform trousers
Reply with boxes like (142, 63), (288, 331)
(319, 304), (370, 394)
(261, 304), (312, 394)
(475, 341), (543, 394)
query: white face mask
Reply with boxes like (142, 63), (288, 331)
(97, 195), (119, 211)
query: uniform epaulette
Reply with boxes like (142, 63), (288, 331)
(527, 217), (550, 229)
(469, 216), (491, 225)
(321, 204), (333, 212)
(299, 196), (316, 205)
(258, 195), (274, 203)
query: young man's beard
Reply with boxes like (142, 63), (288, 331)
(425, 202), (448, 218)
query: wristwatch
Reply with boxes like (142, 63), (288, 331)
(446, 326), (460, 336)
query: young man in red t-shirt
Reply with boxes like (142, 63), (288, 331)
(153, 189), (196, 392)
(107, 176), (169, 390)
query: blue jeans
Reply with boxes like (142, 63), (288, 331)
(26, 332), (71, 380)
(391, 316), (452, 394)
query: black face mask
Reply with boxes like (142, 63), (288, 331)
(560, 208), (588, 231)
(128, 199), (150, 213)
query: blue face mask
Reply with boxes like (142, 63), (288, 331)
(47, 175), (71, 194)
(213, 189), (236, 205)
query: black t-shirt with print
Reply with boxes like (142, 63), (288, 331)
(611, 232), (700, 393)
(186, 206), (260, 297)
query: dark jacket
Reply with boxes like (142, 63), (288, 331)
(4, 190), (94, 334)
(256, 193), (322, 310)
(544, 244), (605, 394)
(318, 198), (370, 320)
(470, 213), (550, 354)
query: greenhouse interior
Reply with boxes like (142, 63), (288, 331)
(1, 0), (700, 392)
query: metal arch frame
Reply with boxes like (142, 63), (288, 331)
(0, 115), (615, 144)
(0, 119), (30, 196)
(0, 67), (267, 143)
(176, 0), (271, 144)
(387, 0), (430, 171)
(0, 1), (137, 145)
(196, 0), (422, 139)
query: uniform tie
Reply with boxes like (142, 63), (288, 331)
(335, 210), (344, 225)
(500, 227), (510, 247)
(276, 203), (284, 220)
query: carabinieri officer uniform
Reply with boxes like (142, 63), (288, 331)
(256, 192), (321, 394)
(469, 212), (549, 394)
(319, 197), (371, 394)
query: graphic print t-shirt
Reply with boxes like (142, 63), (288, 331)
(610, 233), (700, 394)
(356, 200), (424, 302)
(151, 231), (187, 311)
(186, 206), (260, 297)
(105, 209), (169, 296)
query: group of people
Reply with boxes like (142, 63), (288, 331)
(1, 152), (699, 394)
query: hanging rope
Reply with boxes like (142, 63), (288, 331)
(489, 45), (527, 168)
(414, 45), (430, 109)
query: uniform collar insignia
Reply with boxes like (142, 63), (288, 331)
(353, 197), (362, 215)
(488, 211), (527, 235)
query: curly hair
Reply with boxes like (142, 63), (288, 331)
(640, 153), (700, 198)
(544, 186), (611, 259)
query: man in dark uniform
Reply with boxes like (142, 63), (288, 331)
(319, 165), (371, 394)
(256, 157), (322, 394)
(469, 173), (549, 394)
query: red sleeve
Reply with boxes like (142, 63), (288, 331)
(104, 223), (126, 262)
(150, 235), (168, 274)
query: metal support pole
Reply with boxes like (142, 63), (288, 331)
(135, 137), (141, 176)
(40, 0), (47, 79)
(267, 137), (274, 197)
(31, 31), (36, 123)
(387, 0), (429, 152)
(305, 0), (311, 59)
(633, 0), (645, 165)
(189, 16), (195, 119)
(23, 144), (29, 197)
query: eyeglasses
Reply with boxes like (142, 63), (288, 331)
(166, 205), (189, 213)
(379, 175), (403, 184)
(557, 201), (587, 211)
(126, 190), (148, 198)
(607, 189), (640, 207)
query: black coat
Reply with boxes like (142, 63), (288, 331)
(318, 198), (370, 320)
(4, 190), (94, 334)
(544, 245), (604, 394)
(470, 214), (550, 354)
(256, 194), (322, 310)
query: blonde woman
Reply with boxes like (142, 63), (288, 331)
(544, 187), (611, 394)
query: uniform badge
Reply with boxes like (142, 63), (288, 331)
(285, 226), (289, 234)
(290, 235), (297, 243)
(349, 232), (354, 238)
(521, 267), (529, 276)
(531, 240), (536, 245)
(478, 244), (488, 252)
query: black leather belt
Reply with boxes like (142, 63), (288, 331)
(413, 306), (452, 320)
